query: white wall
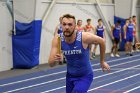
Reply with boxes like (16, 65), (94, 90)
(37, 0), (115, 64)
(0, 1), (13, 71)
(115, 0), (132, 18)
(131, 0), (138, 16)
(13, 0), (36, 23)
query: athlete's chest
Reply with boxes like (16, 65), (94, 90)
(61, 42), (83, 56)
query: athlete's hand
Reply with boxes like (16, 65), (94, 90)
(112, 37), (114, 40)
(54, 54), (63, 62)
(120, 39), (122, 42)
(100, 62), (110, 73)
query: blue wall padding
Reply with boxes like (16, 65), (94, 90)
(12, 20), (42, 69)
(114, 16), (126, 51)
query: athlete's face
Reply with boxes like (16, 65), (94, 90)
(87, 21), (91, 25)
(78, 20), (82, 26)
(62, 18), (76, 37)
(133, 17), (136, 21)
(129, 18), (133, 23)
(126, 20), (129, 24)
(98, 21), (102, 26)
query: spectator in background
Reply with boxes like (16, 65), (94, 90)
(124, 17), (136, 56)
(110, 20), (122, 57)
(84, 19), (95, 60)
(132, 16), (139, 52)
(123, 19), (130, 55)
(93, 19), (106, 58)
(76, 20), (85, 32)
(54, 17), (63, 35)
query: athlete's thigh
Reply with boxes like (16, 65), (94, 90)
(66, 75), (74, 93)
(73, 74), (93, 93)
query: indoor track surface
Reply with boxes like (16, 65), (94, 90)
(0, 52), (140, 93)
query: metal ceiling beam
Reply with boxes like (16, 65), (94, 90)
(42, 0), (57, 25)
(95, 0), (112, 39)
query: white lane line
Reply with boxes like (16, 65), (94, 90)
(40, 64), (140, 93)
(41, 73), (140, 93)
(1, 54), (139, 87)
(0, 71), (66, 87)
(94, 70), (137, 85)
(123, 86), (140, 93)
(110, 82), (140, 93)
(94, 64), (140, 79)
(4, 59), (140, 93)
(106, 68), (140, 70)
(88, 73), (140, 92)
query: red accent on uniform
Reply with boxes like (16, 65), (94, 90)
(133, 21), (136, 36)
(76, 26), (84, 32)
(85, 25), (93, 32)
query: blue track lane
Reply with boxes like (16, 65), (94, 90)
(0, 52), (140, 93)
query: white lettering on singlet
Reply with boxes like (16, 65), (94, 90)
(128, 26), (134, 28)
(62, 49), (82, 55)
(97, 28), (103, 31)
(116, 27), (121, 30)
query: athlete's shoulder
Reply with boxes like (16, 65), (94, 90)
(112, 25), (115, 28)
(103, 25), (106, 29)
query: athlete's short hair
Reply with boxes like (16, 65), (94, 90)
(98, 19), (102, 22)
(77, 20), (82, 25)
(87, 19), (91, 22)
(117, 20), (121, 24)
(132, 15), (136, 18)
(62, 14), (76, 24)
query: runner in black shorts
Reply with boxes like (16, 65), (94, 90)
(112, 38), (120, 45)
(110, 20), (122, 57)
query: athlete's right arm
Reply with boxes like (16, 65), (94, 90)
(54, 25), (59, 36)
(48, 35), (62, 67)
(110, 25), (114, 40)
(84, 26), (87, 32)
(123, 25), (127, 39)
(82, 32), (110, 73)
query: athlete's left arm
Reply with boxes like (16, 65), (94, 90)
(119, 29), (122, 42)
(134, 23), (136, 32)
(103, 26), (106, 41)
(82, 32), (110, 73)
(92, 26), (96, 34)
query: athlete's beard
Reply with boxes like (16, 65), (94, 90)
(63, 30), (75, 37)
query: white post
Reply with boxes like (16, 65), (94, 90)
(130, 0), (138, 16)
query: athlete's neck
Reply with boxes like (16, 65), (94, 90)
(77, 25), (81, 28)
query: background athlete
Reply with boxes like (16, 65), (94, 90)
(110, 20), (122, 57)
(93, 19), (106, 58)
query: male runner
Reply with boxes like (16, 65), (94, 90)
(84, 19), (95, 60)
(124, 17), (136, 56)
(76, 20), (85, 32)
(93, 19), (106, 58)
(48, 14), (110, 93)
(132, 16), (139, 51)
(54, 16), (63, 35)
(110, 20), (122, 57)
(123, 19), (130, 55)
